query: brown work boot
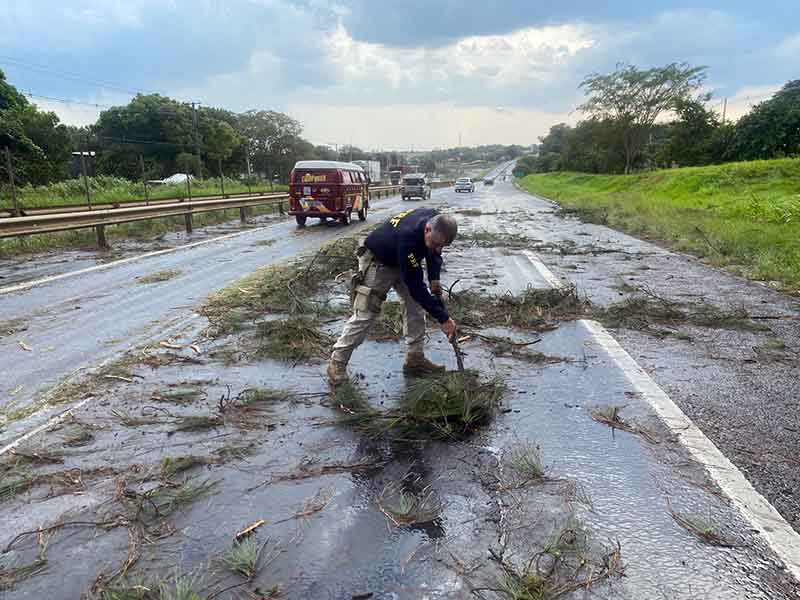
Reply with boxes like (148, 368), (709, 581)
(327, 360), (349, 386)
(403, 353), (446, 376)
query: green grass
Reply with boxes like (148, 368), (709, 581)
(3, 175), (288, 210)
(518, 158), (800, 289)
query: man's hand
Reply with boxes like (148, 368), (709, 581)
(430, 280), (443, 297)
(441, 318), (457, 341)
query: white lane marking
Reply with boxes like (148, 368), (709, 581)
(0, 312), (201, 456)
(581, 319), (800, 580)
(0, 224), (275, 295)
(522, 250), (564, 289)
(528, 251), (800, 582)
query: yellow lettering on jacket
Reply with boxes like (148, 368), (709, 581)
(390, 209), (414, 228)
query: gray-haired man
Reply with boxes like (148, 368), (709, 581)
(327, 207), (458, 385)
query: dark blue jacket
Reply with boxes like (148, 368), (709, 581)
(365, 208), (449, 323)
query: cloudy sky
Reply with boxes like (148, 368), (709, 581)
(1, 1), (798, 150)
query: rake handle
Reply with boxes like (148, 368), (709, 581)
(450, 336), (465, 372)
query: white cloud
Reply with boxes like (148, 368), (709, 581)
(323, 22), (596, 93)
(723, 84), (781, 121)
(288, 102), (576, 150)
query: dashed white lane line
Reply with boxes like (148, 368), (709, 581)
(522, 250), (564, 289)
(523, 251), (800, 582)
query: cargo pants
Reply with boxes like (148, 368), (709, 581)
(330, 249), (426, 365)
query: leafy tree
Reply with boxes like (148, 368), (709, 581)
(731, 80), (800, 159)
(0, 69), (72, 185)
(579, 62), (707, 173)
(657, 98), (719, 167)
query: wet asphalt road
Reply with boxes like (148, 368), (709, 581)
(1, 166), (800, 598)
(0, 190), (441, 445)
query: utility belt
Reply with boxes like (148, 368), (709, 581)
(351, 244), (387, 313)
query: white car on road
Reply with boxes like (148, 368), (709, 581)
(454, 177), (475, 193)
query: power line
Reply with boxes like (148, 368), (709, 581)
(23, 92), (182, 117)
(0, 55), (156, 97)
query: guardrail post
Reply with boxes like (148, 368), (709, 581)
(239, 207), (247, 223)
(80, 150), (93, 210)
(218, 158), (226, 197)
(4, 147), (20, 217)
(278, 201), (285, 215)
(140, 154), (149, 205)
(95, 225), (109, 249)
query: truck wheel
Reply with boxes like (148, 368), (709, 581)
(340, 209), (351, 225)
(295, 215), (307, 227)
(358, 205), (368, 221)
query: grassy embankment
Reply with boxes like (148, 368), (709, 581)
(518, 158), (800, 290)
(0, 176), (290, 257)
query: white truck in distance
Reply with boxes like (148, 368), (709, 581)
(354, 160), (381, 184)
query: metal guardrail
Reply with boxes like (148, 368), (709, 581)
(0, 182), (453, 247)
(0, 189), (289, 218)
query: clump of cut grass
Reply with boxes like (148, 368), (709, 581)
(753, 338), (797, 363)
(0, 318), (28, 338)
(667, 502), (738, 547)
(133, 479), (218, 520)
(111, 409), (161, 427)
(460, 231), (534, 249)
(0, 558), (48, 591)
(0, 473), (35, 502)
(449, 286), (588, 332)
(135, 269), (182, 285)
(253, 239), (276, 247)
(505, 443), (546, 482)
(160, 456), (219, 480)
(494, 520), (624, 599)
(62, 429), (95, 448)
(331, 380), (376, 425)
(596, 288), (770, 335)
(220, 536), (261, 579)
(490, 341), (568, 365)
(377, 480), (443, 527)
(395, 372), (506, 440)
(99, 570), (204, 600)
(254, 317), (334, 363)
(171, 415), (224, 433)
(589, 405), (658, 444)
(332, 372), (506, 441)
(151, 386), (206, 404)
(214, 444), (257, 461)
(216, 386), (297, 430)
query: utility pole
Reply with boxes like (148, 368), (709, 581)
(191, 102), (202, 178)
(722, 98), (728, 125)
(4, 147), (19, 217)
(80, 149), (92, 210)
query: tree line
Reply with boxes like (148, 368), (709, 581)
(1, 68), (529, 189)
(515, 63), (800, 177)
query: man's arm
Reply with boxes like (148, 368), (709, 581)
(398, 245), (449, 323)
